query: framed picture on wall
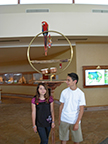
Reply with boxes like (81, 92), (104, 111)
(83, 66), (108, 88)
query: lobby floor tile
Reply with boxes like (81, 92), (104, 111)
(0, 96), (108, 144)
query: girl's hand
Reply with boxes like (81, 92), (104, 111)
(51, 122), (55, 128)
(33, 125), (37, 133)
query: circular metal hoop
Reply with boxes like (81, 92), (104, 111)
(27, 30), (73, 75)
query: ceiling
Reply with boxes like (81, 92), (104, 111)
(0, 35), (108, 64)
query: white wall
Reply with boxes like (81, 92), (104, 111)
(0, 5), (108, 38)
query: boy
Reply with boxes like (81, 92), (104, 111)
(59, 72), (86, 144)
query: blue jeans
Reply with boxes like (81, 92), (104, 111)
(37, 126), (51, 144)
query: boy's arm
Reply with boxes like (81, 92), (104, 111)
(73, 105), (84, 131)
(59, 102), (64, 125)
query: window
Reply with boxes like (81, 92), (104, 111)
(20, 0), (72, 4)
(0, 75), (4, 84)
(0, 0), (17, 5)
(75, 0), (108, 5)
(1, 0), (108, 5)
(4, 73), (14, 84)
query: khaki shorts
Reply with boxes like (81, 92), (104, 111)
(59, 121), (83, 142)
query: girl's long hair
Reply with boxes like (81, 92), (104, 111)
(35, 83), (49, 104)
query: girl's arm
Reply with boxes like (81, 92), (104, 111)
(31, 103), (37, 133)
(50, 102), (55, 128)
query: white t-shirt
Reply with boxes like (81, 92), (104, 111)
(60, 87), (86, 124)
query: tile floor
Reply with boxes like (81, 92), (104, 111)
(0, 95), (108, 144)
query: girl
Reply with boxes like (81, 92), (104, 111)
(31, 83), (55, 144)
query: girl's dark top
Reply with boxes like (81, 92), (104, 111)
(31, 96), (54, 127)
